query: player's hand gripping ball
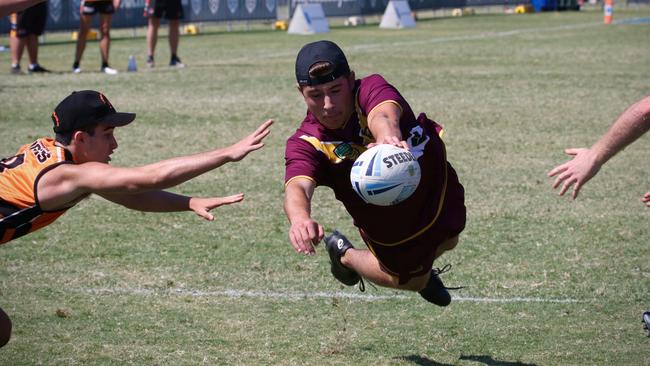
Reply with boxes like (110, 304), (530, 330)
(350, 144), (421, 206)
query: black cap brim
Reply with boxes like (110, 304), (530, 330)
(97, 112), (136, 127)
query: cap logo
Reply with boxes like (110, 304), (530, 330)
(98, 92), (115, 112)
(52, 111), (60, 127)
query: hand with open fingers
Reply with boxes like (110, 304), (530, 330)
(367, 136), (409, 150)
(289, 218), (324, 256)
(547, 147), (601, 199)
(189, 194), (244, 221)
(226, 119), (273, 162)
(643, 191), (650, 207)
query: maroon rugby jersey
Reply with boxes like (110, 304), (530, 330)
(285, 74), (464, 245)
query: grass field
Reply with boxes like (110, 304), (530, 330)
(1, 7), (649, 365)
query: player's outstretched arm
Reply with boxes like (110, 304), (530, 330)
(284, 178), (323, 255)
(222, 119), (273, 162)
(366, 101), (408, 149)
(100, 191), (245, 221)
(547, 147), (601, 198)
(37, 119), (273, 210)
(548, 95), (650, 199)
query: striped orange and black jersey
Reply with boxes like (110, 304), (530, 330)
(0, 138), (73, 244)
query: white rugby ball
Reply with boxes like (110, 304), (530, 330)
(350, 144), (421, 206)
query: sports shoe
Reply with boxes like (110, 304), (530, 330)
(28, 64), (50, 73)
(101, 66), (118, 75)
(324, 230), (361, 287)
(72, 66), (82, 74)
(146, 55), (155, 68)
(169, 55), (185, 68)
(10, 64), (22, 74)
(643, 311), (650, 337)
(418, 264), (462, 307)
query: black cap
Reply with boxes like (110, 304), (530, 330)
(52, 90), (136, 134)
(295, 40), (351, 87)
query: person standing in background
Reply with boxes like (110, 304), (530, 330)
(72, 0), (120, 74)
(144, 0), (185, 68)
(9, 1), (50, 74)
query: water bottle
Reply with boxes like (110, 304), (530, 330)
(127, 55), (137, 72)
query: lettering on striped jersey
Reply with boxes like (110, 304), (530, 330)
(29, 141), (51, 163)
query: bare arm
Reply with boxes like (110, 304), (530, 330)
(366, 101), (409, 149)
(38, 119), (272, 210)
(284, 177), (323, 255)
(587, 96), (650, 165)
(0, 0), (44, 17)
(548, 96), (650, 198)
(100, 191), (245, 221)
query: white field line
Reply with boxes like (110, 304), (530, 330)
(75, 287), (583, 304)
(218, 20), (609, 65)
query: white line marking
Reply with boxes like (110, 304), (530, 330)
(453, 296), (582, 304)
(75, 287), (583, 304)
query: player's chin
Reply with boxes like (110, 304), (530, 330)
(320, 116), (344, 129)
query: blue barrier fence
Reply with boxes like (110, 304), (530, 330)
(10, 0), (639, 34)
(1, 0), (278, 33)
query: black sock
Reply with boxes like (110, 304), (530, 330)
(73, 61), (80, 69)
(101, 61), (109, 68)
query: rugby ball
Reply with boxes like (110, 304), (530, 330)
(350, 144), (421, 206)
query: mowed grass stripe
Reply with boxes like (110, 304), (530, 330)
(202, 20), (607, 65)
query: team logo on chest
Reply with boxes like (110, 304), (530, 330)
(333, 142), (362, 161)
(299, 135), (365, 164)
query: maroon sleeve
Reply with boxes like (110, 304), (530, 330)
(284, 135), (327, 186)
(356, 74), (407, 117)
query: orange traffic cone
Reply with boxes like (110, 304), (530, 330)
(604, 0), (613, 24)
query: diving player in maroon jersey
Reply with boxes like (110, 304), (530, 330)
(284, 40), (466, 306)
(0, 90), (272, 348)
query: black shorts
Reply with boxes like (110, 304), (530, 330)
(81, 0), (115, 15)
(360, 164), (466, 285)
(146, 0), (184, 20)
(10, 2), (47, 38)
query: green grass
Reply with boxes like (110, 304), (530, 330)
(1, 7), (650, 365)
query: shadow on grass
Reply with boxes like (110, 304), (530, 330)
(395, 355), (455, 366)
(395, 354), (538, 366)
(459, 355), (538, 366)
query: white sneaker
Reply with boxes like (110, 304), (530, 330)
(101, 66), (118, 75)
(169, 56), (185, 68)
(72, 67), (82, 74)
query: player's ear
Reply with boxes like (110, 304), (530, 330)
(71, 130), (88, 145)
(296, 83), (304, 94)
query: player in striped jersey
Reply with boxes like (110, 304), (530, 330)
(0, 90), (272, 348)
